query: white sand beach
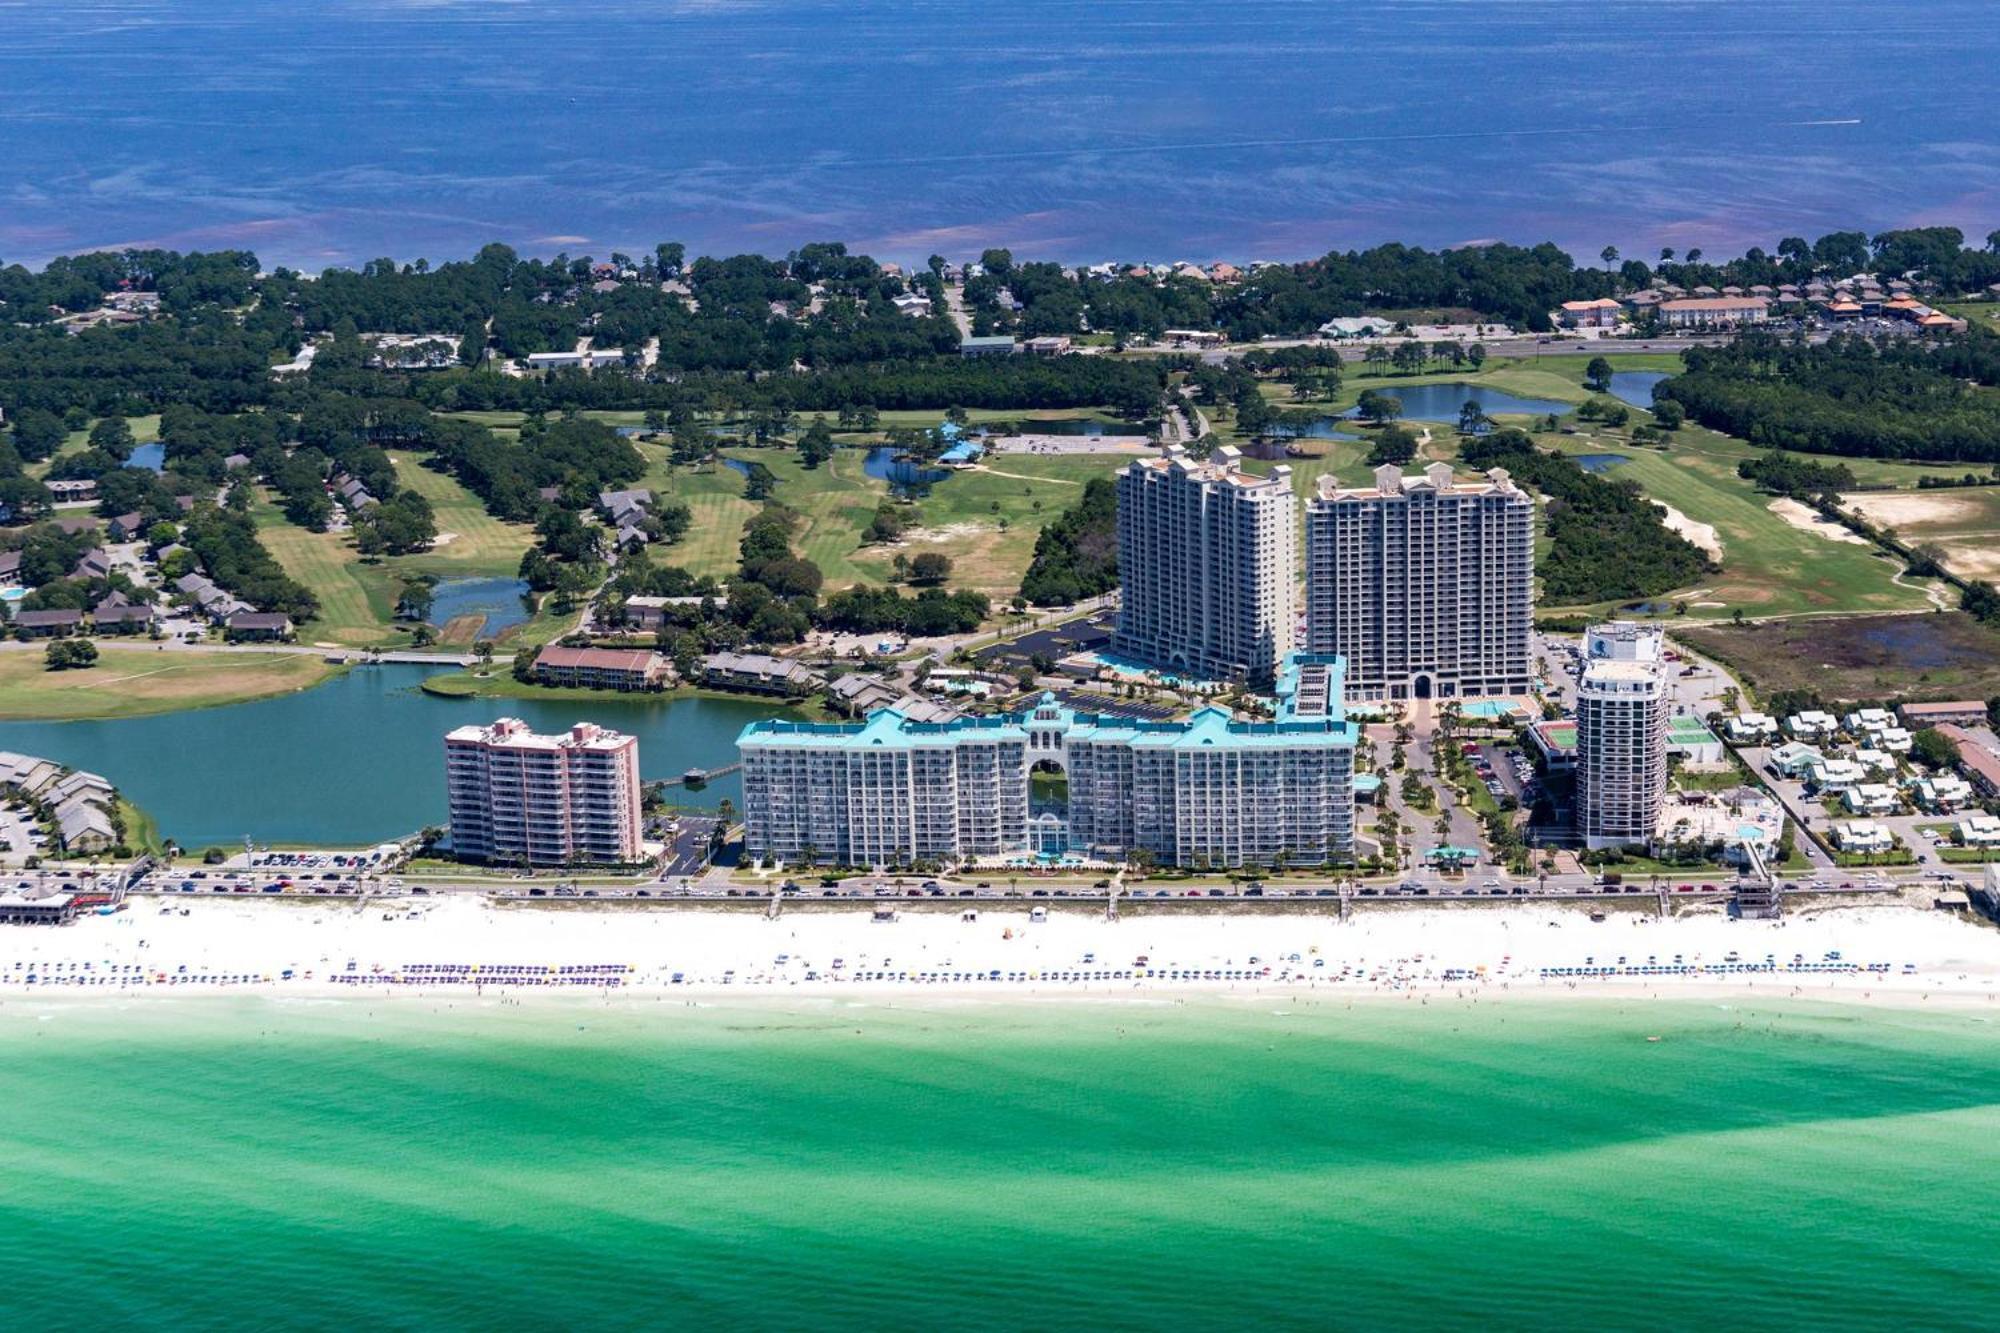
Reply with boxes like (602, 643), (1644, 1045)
(4, 898), (1999, 1006)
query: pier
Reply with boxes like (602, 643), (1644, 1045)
(663, 762), (742, 789)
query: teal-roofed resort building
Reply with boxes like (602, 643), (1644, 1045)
(737, 655), (1358, 869)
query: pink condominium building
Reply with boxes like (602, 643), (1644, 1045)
(444, 718), (643, 865)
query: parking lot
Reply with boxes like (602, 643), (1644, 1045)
(1470, 742), (1534, 805)
(975, 611), (1114, 674)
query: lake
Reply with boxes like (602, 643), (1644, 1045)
(1576, 453), (1632, 473)
(1608, 370), (1672, 409)
(2, 0), (1990, 272)
(862, 445), (949, 493)
(1350, 382), (1574, 422)
(128, 442), (166, 473)
(424, 576), (533, 638)
(1266, 417), (1367, 442)
(0, 666), (793, 848)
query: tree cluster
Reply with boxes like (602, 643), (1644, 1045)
(1460, 430), (1714, 603)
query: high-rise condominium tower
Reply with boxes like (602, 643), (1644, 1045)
(1113, 444), (1296, 684)
(444, 718), (644, 865)
(1304, 462), (1534, 701)
(1575, 622), (1670, 849)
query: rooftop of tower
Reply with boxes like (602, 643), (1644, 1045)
(1134, 444), (1291, 489)
(1312, 462), (1524, 501)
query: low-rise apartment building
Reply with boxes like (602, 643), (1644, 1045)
(533, 645), (669, 692)
(1657, 297), (1769, 328)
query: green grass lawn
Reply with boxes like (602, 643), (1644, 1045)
(1535, 429), (1932, 619)
(383, 455), (535, 576)
(255, 466), (551, 648)
(27, 414), (163, 479)
(0, 647), (342, 720)
(636, 441), (1131, 599)
(873, 452), (1126, 596)
(253, 496), (400, 647)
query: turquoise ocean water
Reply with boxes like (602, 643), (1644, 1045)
(3, 998), (1998, 1328)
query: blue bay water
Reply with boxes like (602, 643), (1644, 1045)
(0, 665), (786, 847)
(1, 997), (1997, 1327)
(1, 1), (1995, 271)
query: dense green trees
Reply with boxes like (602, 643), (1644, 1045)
(1018, 477), (1118, 606)
(1660, 333), (2000, 463)
(1460, 429), (1714, 603)
(44, 639), (99, 670)
(1368, 426), (1420, 465)
(181, 505), (318, 617)
(1737, 452), (1858, 500)
(354, 490), (438, 555)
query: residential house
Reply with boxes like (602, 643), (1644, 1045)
(1914, 773), (1975, 812)
(1806, 757), (1866, 791)
(73, 548), (115, 581)
(598, 489), (652, 529)
(1845, 707), (1895, 735)
(1852, 748), (1897, 775)
(1956, 814), (2000, 848)
(891, 292), (933, 317)
(11, 609), (81, 638)
(56, 801), (116, 853)
(1785, 711), (1839, 741)
(0, 752), (62, 800)
(827, 672), (903, 718)
(1833, 821), (1895, 854)
(1725, 712), (1778, 743)
(1769, 742), (1824, 778)
(0, 550), (20, 583)
(176, 572), (253, 623)
(1841, 783), (1900, 816)
(106, 512), (149, 541)
(46, 478), (98, 504)
(92, 603), (155, 635)
(224, 612), (294, 642)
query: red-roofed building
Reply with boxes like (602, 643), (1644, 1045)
(1559, 298), (1622, 329)
(1938, 725), (2000, 798)
(533, 645), (670, 692)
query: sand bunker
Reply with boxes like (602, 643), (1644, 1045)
(1656, 502), (1722, 559)
(1767, 498), (1871, 545)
